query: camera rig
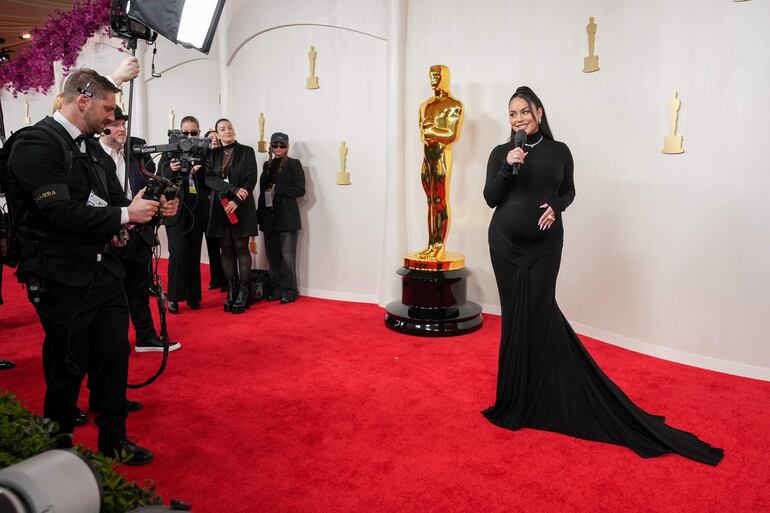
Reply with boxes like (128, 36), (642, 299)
(132, 130), (211, 202)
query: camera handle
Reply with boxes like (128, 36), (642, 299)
(127, 223), (172, 389)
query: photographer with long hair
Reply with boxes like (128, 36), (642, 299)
(205, 118), (258, 314)
(159, 115), (210, 314)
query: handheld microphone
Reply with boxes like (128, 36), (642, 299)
(512, 129), (527, 175)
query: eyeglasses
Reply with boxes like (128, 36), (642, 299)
(182, 130), (200, 136)
(270, 143), (286, 149)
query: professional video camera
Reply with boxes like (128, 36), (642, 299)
(132, 130), (211, 202)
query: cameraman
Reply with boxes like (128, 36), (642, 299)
(99, 106), (182, 353)
(159, 116), (209, 313)
(5, 69), (178, 464)
(1, 187), (16, 370)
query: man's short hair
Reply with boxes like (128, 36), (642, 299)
(62, 68), (120, 103)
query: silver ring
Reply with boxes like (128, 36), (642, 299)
(548, 216), (555, 221)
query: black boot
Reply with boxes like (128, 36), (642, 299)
(224, 277), (238, 312)
(232, 283), (249, 314)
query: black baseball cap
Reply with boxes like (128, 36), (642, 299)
(270, 132), (289, 145)
(113, 106), (129, 122)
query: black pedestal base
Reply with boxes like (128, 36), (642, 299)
(384, 267), (483, 337)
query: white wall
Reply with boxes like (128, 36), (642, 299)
(401, 0), (770, 379)
(2, 0), (768, 380)
(226, 27), (387, 301)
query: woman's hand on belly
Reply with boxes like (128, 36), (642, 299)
(538, 203), (557, 231)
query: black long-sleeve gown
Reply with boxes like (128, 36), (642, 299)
(482, 132), (724, 466)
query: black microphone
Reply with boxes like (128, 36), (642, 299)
(512, 129), (527, 175)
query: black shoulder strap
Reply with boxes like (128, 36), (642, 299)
(4, 123), (74, 176)
(36, 123), (74, 176)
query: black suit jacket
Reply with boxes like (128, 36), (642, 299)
(7, 116), (129, 286)
(101, 136), (157, 247)
(257, 156), (305, 232)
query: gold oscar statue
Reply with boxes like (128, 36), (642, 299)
(663, 91), (684, 154)
(384, 65), (481, 335)
(258, 112), (268, 153)
(337, 141), (351, 185)
(404, 65), (465, 271)
(306, 46), (319, 90)
(23, 99), (31, 125)
(168, 109), (175, 130)
(583, 17), (600, 73)
(116, 90), (125, 111)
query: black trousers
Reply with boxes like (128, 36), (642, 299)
(263, 230), (298, 299)
(205, 235), (225, 287)
(166, 221), (203, 303)
(118, 237), (157, 342)
(34, 265), (130, 453)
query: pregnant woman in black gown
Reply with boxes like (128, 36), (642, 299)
(482, 86), (723, 466)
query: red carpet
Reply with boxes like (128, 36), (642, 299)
(1, 263), (769, 513)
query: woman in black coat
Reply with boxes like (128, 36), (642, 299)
(257, 132), (305, 303)
(205, 118), (258, 313)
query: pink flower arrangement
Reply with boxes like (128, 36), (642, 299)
(0, 0), (113, 96)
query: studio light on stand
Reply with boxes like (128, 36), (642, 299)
(112, 0), (225, 55)
(106, 0), (225, 390)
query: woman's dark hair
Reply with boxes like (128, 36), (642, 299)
(215, 118), (232, 131)
(204, 129), (216, 138)
(180, 115), (199, 127)
(508, 86), (554, 141)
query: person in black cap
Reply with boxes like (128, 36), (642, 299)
(257, 132), (305, 303)
(99, 106), (182, 352)
(205, 118), (258, 313)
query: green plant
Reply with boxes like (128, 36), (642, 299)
(0, 392), (163, 513)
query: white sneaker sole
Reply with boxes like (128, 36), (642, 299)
(135, 342), (182, 353)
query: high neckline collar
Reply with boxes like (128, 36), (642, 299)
(221, 141), (236, 150)
(526, 131), (544, 144)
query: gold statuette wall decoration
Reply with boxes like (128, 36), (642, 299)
(168, 109), (175, 130)
(337, 141), (351, 185)
(306, 45), (319, 90)
(583, 16), (600, 73)
(404, 65), (465, 271)
(258, 112), (268, 153)
(663, 91), (684, 154)
(23, 98), (31, 125)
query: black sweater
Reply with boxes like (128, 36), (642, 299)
(484, 132), (575, 246)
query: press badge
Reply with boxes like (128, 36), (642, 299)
(188, 175), (198, 194)
(86, 190), (107, 207)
